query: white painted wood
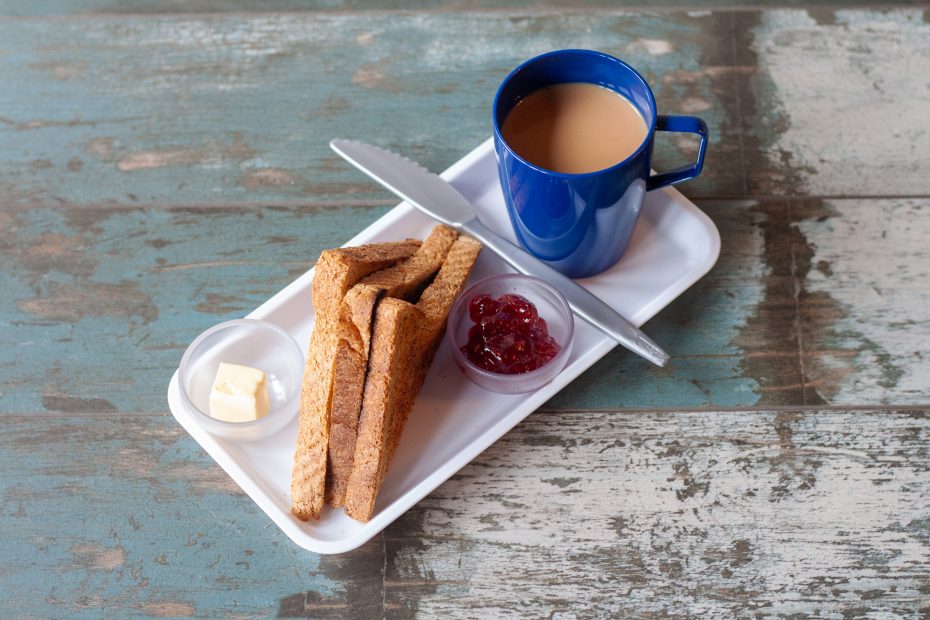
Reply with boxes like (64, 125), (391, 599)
(386, 409), (930, 617)
(753, 10), (930, 196)
(796, 199), (930, 405)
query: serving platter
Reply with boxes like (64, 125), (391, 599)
(167, 137), (721, 554)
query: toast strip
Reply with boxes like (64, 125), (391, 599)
(290, 240), (420, 521)
(326, 226), (458, 506)
(343, 235), (482, 522)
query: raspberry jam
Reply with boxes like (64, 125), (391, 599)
(461, 293), (561, 374)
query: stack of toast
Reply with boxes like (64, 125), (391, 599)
(291, 225), (482, 522)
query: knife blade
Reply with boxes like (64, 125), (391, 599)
(329, 138), (670, 368)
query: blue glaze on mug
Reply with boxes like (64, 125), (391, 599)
(493, 49), (708, 278)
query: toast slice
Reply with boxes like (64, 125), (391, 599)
(291, 240), (421, 521)
(326, 225), (458, 507)
(343, 235), (482, 522)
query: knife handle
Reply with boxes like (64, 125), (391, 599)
(461, 220), (670, 368)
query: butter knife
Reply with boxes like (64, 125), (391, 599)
(329, 139), (670, 368)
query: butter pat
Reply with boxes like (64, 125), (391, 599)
(209, 362), (271, 423)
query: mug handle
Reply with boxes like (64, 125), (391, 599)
(646, 115), (709, 191)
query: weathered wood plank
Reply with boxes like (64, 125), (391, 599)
(0, 11), (735, 204)
(0, 200), (769, 414)
(3, 197), (929, 414)
(5, 409), (926, 617)
(746, 9), (930, 197)
(793, 199), (930, 405)
(1, 8), (923, 208)
(5, 0), (924, 17)
(560, 195), (930, 411)
(4, 9), (926, 205)
(0, 414), (384, 619)
(385, 408), (930, 618)
(0, 204), (391, 413)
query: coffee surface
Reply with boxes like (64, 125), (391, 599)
(501, 82), (648, 174)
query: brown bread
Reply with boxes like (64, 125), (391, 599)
(326, 226), (458, 506)
(291, 240), (420, 521)
(343, 235), (482, 522)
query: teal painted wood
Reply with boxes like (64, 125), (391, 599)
(2, 3), (930, 617)
(0, 11), (771, 205)
(0, 200), (759, 413)
(0, 414), (383, 618)
(2, 409), (928, 617)
(0, 204), (393, 413)
(4, 10), (926, 208)
(3, 197), (930, 413)
(4, 0), (926, 17)
(0, 199), (764, 413)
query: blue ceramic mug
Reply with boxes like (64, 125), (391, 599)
(493, 49), (708, 278)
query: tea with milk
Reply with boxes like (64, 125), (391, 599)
(501, 82), (648, 175)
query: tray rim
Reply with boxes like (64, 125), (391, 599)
(166, 137), (721, 554)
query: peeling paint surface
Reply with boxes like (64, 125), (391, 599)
(386, 410), (930, 616)
(752, 9), (930, 195)
(0, 416), (374, 619)
(0, 11), (731, 205)
(551, 202), (764, 409)
(0, 205), (392, 412)
(2, 5), (930, 618)
(796, 199), (930, 403)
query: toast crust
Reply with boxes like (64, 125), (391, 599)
(343, 235), (482, 521)
(326, 226), (458, 506)
(290, 240), (420, 521)
(340, 298), (422, 519)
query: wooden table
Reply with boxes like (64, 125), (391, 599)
(3, 1), (929, 617)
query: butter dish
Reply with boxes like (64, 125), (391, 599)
(178, 319), (303, 441)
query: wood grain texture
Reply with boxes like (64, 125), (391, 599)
(794, 199), (930, 405)
(0, 204), (393, 413)
(5, 0), (925, 17)
(747, 10), (930, 197)
(0, 10), (738, 203)
(385, 408), (930, 618)
(0, 414), (384, 619)
(4, 9), (926, 210)
(3, 197), (930, 414)
(3, 409), (928, 617)
(5, 9), (927, 208)
(3, 4), (930, 616)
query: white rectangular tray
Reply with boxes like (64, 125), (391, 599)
(167, 137), (720, 554)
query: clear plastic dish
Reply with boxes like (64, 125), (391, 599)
(178, 319), (304, 441)
(447, 273), (574, 394)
